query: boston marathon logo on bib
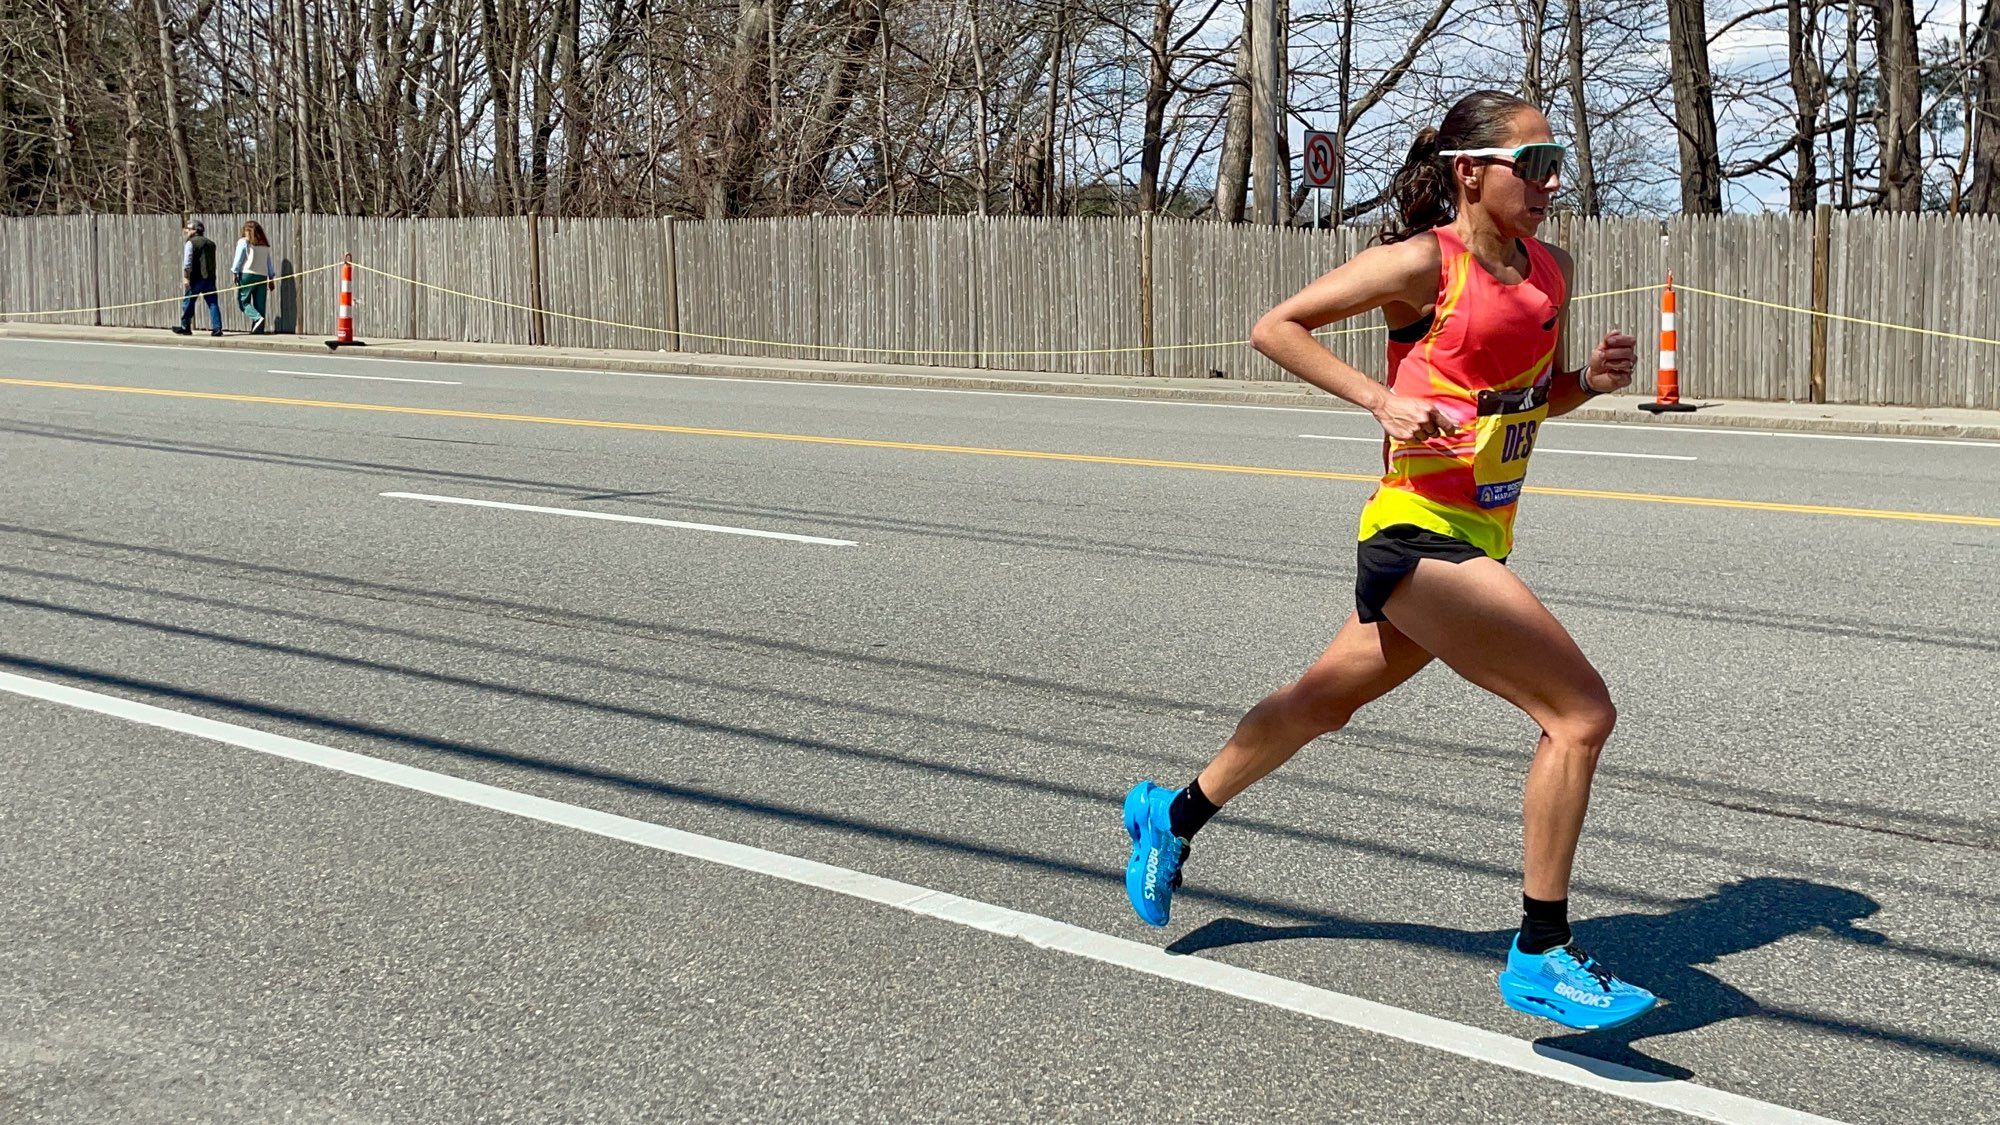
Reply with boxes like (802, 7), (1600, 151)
(1471, 384), (1550, 509)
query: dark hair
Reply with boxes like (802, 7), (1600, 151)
(241, 219), (270, 247)
(1379, 90), (1536, 244)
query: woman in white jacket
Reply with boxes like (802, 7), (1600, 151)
(230, 220), (276, 333)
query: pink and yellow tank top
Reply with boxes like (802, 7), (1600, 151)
(1356, 225), (1566, 559)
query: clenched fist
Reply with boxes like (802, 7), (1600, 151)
(1585, 331), (1638, 394)
(1371, 391), (1458, 442)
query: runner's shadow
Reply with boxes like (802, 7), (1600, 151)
(276, 257), (298, 334)
(1170, 877), (1894, 1080)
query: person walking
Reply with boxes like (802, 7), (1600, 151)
(230, 220), (276, 334)
(1120, 89), (1656, 1032)
(174, 219), (222, 337)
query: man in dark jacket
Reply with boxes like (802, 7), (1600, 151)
(174, 219), (223, 337)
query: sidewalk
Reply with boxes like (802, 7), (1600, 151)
(6, 321), (1998, 440)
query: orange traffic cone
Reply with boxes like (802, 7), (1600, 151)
(326, 254), (360, 349)
(1638, 272), (1694, 413)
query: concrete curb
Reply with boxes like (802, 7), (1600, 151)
(6, 323), (1998, 441)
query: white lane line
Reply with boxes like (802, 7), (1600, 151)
(1299, 434), (1697, 462)
(272, 369), (463, 385)
(10, 339), (1996, 448)
(0, 668), (1843, 1125)
(1541, 419), (1998, 448)
(381, 491), (857, 546)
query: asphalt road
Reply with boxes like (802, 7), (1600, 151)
(3, 336), (1997, 1123)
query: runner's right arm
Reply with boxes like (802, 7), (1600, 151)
(1249, 238), (1457, 442)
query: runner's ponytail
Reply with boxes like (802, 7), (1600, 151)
(1379, 90), (1537, 245)
(1380, 129), (1451, 244)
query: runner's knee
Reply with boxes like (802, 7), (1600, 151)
(1547, 692), (1616, 753)
(1280, 679), (1359, 736)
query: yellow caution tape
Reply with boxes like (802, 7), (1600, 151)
(1676, 284), (2000, 348)
(1569, 283), (1670, 302)
(351, 262), (1378, 357)
(354, 263), (1669, 360)
(10, 257), (1988, 358)
(0, 262), (341, 320)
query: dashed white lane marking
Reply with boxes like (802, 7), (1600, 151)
(1538, 419), (1998, 448)
(0, 668), (1846, 1125)
(272, 369), (462, 385)
(1299, 434), (1698, 461)
(380, 491), (857, 546)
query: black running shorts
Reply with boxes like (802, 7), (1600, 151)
(1354, 525), (1504, 624)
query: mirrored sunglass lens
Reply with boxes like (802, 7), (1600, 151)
(1516, 147), (1563, 180)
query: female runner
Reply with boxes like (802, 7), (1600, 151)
(1122, 90), (1655, 1030)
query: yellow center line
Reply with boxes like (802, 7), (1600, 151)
(5, 376), (1997, 529)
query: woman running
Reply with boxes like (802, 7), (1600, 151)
(1121, 90), (1655, 1031)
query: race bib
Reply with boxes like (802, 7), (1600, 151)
(1471, 385), (1550, 509)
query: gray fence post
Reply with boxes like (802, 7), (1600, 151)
(89, 212), (103, 326)
(527, 211), (547, 346)
(1809, 203), (1831, 404)
(406, 222), (419, 340)
(293, 212), (307, 335)
(1139, 212), (1156, 378)
(967, 217), (983, 370)
(660, 216), (680, 352)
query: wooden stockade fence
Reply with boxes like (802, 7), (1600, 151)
(2, 211), (1996, 410)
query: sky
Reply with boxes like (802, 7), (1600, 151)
(1184, 0), (1972, 216)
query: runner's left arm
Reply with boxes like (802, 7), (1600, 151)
(1545, 244), (1636, 418)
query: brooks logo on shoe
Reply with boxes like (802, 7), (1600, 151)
(1143, 851), (1161, 900)
(1554, 981), (1613, 1008)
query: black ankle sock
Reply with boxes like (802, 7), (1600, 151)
(1519, 895), (1572, 954)
(1166, 777), (1221, 840)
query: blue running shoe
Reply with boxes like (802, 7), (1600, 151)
(1123, 781), (1189, 927)
(1497, 936), (1657, 1030)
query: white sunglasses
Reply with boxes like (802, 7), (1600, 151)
(1439, 143), (1566, 182)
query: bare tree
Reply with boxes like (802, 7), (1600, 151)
(1563, 0), (1597, 214)
(1874, 0), (1923, 210)
(1972, 0), (2000, 210)
(1214, 24), (1252, 221)
(4, 0), (1980, 221)
(1787, 0), (1826, 211)
(1666, 0), (1723, 212)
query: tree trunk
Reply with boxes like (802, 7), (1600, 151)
(1522, 0), (1548, 108)
(1214, 26), (1252, 222)
(1665, 0), (1723, 212)
(556, 0), (586, 212)
(970, 0), (991, 214)
(481, 0), (521, 211)
(1971, 0), (2000, 211)
(1333, 0), (1352, 218)
(792, 0), (884, 207)
(1841, 0), (1859, 207)
(50, 0), (79, 213)
(1045, 2), (1067, 216)
(290, 0), (318, 212)
(708, 0), (782, 218)
(1564, 0), (1597, 215)
(446, 0), (466, 214)
(1873, 0), (1922, 211)
(527, 1), (566, 210)
(151, 0), (200, 211)
(1786, 0), (1824, 212)
(121, 61), (144, 213)
(1249, 0), (1280, 224)
(879, 7), (898, 212)
(1137, 0), (1174, 213)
